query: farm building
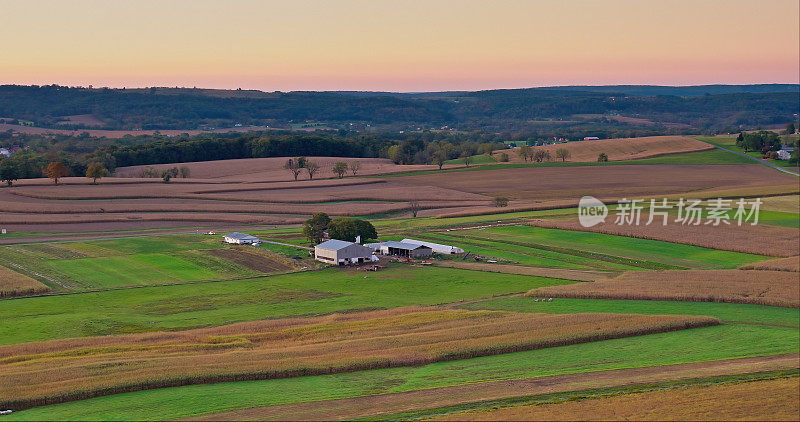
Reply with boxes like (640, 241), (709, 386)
(776, 149), (792, 160)
(401, 238), (465, 254)
(377, 241), (433, 258)
(223, 232), (260, 244)
(315, 239), (375, 265)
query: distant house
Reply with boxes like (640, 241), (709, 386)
(315, 239), (374, 265)
(223, 232), (260, 244)
(377, 241), (432, 258)
(776, 149), (792, 160)
(0, 148), (10, 158)
(583, 136), (600, 141)
(401, 238), (464, 254)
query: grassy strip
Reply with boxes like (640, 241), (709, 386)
(0, 265), (573, 345)
(463, 297), (800, 328)
(371, 370), (800, 421)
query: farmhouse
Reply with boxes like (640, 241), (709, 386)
(223, 232), (260, 244)
(401, 238), (464, 254)
(776, 149), (792, 160)
(315, 239), (375, 265)
(377, 241), (433, 258)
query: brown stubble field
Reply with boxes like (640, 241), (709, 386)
(0, 307), (716, 410)
(527, 269), (800, 308)
(1, 159), (796, 233)
(0, 264), (50, 297)
(436, 376), (800, 422)
(492, 136), (713, 163)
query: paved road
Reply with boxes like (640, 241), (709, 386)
(712, 144), (799, 176)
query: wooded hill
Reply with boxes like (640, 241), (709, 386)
(1, 84), (797, 131)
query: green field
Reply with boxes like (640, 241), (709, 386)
(463, 297), (800, 328)
(445, 153), (497, 165)
(0, 265), (572, 344)
(695, 136), (798, 168)
(6, 323), (795, 421)
(421, 225), (766, 270)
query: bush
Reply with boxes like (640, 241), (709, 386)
(499, 153), (509, 162)
(597, 152), (609, 162)
(493, 196), (510, 207)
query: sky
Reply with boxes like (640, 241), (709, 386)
(1, 0), (797, 92)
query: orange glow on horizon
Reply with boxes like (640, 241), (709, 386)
(1, 0), (797, 92)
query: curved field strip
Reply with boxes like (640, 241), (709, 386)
(198, 369), (800, 421)
(4, 325), (796, 421)
(492, 136), (714, 164)
(527, 270), (800, 308)
(0, 265), (50, 298)
(531, 217), (799, 257)
(437, 376), (800, 421)
(0, 309), (715, 410)
(740, 256), (800, 272)
(463, 297), (800, 328)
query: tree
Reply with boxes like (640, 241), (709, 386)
(493, 196), (509, 207)
(461, 152), (473, 167)
(353, 219), (378, 242)
(433, 150), (447, 170)
(597, 152), (609, 162)
(408, 199), (421, 217)
(517, 145), (532, 162)
(284, 158), (302, 180)
(786, 123), (796, 135)
(327, 217), (359, 242)
(178, 165), (191, 178)
(555, 148), (571, 162)
(387, 145), (404, 164)
(162, 172), (171, 183)
(332, 161), (348, 178)
(533, 150), (551, 163)
(302, 212), (331, 244)
(43, 161), (69, 185)
(349, 161), (361, 176)
(85, 162), (107, 184)
(305, 161), (320, 180)
(327, 217), (377, 243)
(0, 159), (19, 186)
(498, 152), (509, 162)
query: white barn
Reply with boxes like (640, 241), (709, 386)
(401, 238), (464, 254)
(315, 239), (375, 265)
(223, 232), (260, 244)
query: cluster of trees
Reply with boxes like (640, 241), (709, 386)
(0, 158), (110, 186)
(735, 131), (783, 154)
(302, 213), (377, 244)
(516, 146), (570, 163)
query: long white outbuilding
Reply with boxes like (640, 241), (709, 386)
(401, 238), (464, 254)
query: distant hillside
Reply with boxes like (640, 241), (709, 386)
(0, 84), (797, 131)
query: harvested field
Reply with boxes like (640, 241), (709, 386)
(0, 265), (50, 297)
(440, 376), (800, 421)
(394, 164), (799, 203)
(527, 269), (800, 308)
(531, 217), (799, 257)
(0, 307), (716, 409)
(186, 355), (800, 421)
(206, 247), (295, 273)
(492, 136), (713, 163)
(740, 256), (800, 272)
(433, 261), (618, 282)
(760, 194), (800, 213)
(115, 157), (442, 181)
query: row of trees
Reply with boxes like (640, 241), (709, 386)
(0, 159), (109, 186)
(302, 213), (377, 244)
(283, 158), (362, 180)
(735, 131), (783, 153)
(516, 146), (572, 163)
